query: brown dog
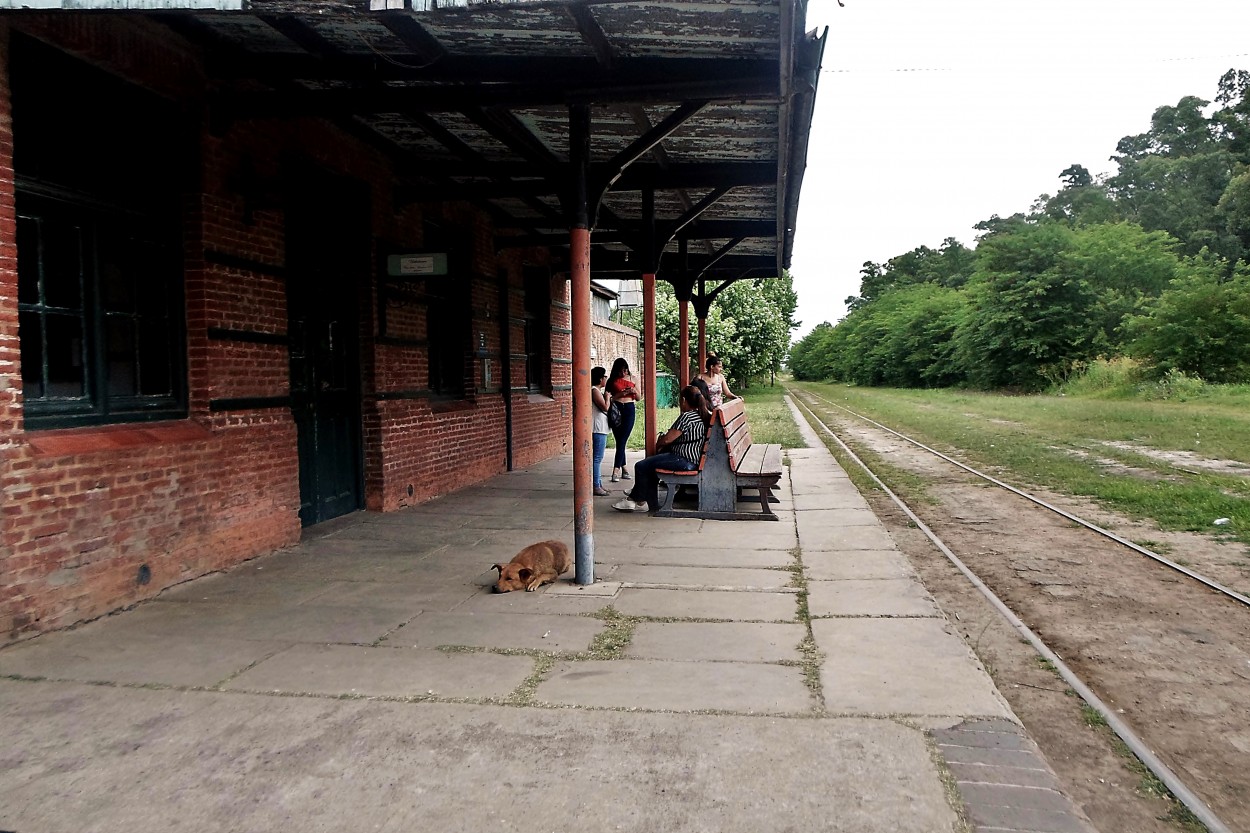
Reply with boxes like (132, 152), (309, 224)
(491, 540), (572, 593)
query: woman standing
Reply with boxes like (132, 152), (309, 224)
(606, 357), (640, 482)
(694, 354), (741, 409)
(612, 384), (711, 514)
(590, 366), (611, 496)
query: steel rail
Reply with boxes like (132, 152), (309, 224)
(795, 388), (1250, 610)
(789, 393), (1235, 833)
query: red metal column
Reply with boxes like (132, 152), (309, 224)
(570, 104), (594, 585)
(643, 271), (657, 456)
(678, 300), (689, 389)
(571, 227), (592, 550)
(698, 316), (707, 379)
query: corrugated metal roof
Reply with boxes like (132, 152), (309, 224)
(24, 0), (825, 286)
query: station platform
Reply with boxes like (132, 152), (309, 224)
(0, 407), (1097, 833)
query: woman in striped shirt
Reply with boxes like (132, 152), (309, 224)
(613, 385), (712, 514)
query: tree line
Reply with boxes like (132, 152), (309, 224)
(789, 69), (1250, 391)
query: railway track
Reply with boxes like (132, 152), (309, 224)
(788, 386), (1250, 833)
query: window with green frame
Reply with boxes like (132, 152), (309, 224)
(521, 265), (552, 394)
(17, 194), (185, 428)
(12, 34), (187, 430)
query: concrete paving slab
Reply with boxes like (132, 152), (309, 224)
(794, 507), (883, 530)
(792, 491), (871, 511)
(602, 514), (706, 533)
(452, 587), (615, 616)
(536, 659), (816, 714)
(387, 612), (603, 652)
(447, 535), (576, 564)
(0, 682), (959, 833)
(613, 588), (798, 621)
(231, 553), (437, 582)
(812, 618), (1011, 717)
(626, 622), (807, 663)
(545, 578), (621, 595)
(803, 549), (914, 580)
(321, 523), (485, 548)
(946, 761), (1063, 790)
(63, 599), (294, 642)
(471, 514), (575, 530)
(223, 643), (534, 699)
(365, 505), (476, 527)
(99, 598), (419, 645)
(155, 573), (339, 606)
(807, 578), (941, 617)
(252, 602), (421, 644)
(604, 546), (794, 568)
(790, 476), (858, 496)
(409, 495), (525, 515)
(0, 629), (291, 688)
(799, 523), (897, 551)
(658, 522), (797, 550)
(312, 578), (481, 612)
(614, 564), (796, 591)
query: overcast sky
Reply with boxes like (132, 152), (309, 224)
(787, 0), (1250, 338)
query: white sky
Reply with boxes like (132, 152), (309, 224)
(788, 0), (1250, 337)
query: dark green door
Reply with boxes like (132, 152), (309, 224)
(286, 174), (365, 526)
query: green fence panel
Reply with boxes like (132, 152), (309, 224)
(655, 373), (679, 408)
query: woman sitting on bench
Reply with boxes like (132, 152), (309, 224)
(613, 384), (712, 514)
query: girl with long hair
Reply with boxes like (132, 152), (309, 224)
(606, 357), (640, 482)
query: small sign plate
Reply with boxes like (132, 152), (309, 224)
(387, 252), (449, 277)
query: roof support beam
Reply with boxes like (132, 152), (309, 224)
(218, 73), (779, 118)
(376, 11), (447, 64)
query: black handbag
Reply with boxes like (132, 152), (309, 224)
(607, 400), (623, 429)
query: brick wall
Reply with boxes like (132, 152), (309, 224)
(591, 320), (641, 378)
(0, 18), (572, 642)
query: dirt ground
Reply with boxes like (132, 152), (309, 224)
(811, 408), (1250, 833)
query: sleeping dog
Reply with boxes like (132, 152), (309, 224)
(491, 540), (572, 593)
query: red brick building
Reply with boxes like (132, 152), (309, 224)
(0, 2), (822, 642)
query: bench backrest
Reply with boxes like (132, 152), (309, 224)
(712, 399), (752, 473)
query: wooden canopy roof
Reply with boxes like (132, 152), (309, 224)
(65, 0), (827, 285)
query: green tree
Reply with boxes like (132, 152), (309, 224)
(1109, 95), (1242, 261)
(1125, 255), (1250, 382)
(954, 223), (1089, 389)
(854, 284), (967, 387)
(787, 321), (842, 381)
(843, 238), (974, 309)
(622, 276), (795, 387)
(712, 279), (792, 386)
(1039, 164), (1120, 227)
(1213, 69), (1250, 163)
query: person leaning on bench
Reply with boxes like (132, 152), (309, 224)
(613, 384), (712, 514)
(694, 354), (741, 408)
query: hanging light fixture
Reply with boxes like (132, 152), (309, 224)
(616, 279), (643, 310)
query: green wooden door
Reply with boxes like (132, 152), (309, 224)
(286, 174), (365, 526)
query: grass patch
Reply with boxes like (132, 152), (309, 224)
(505, 654), (557, 706)
(1111, 736), (1209, 833)
(787, 544), (825, 704)
(1080, 703), (1108, 729)
(789, 381), (1250, 547)
(586, 606), (636, 659)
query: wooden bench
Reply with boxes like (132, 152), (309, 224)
(653, 398), (783, 520)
